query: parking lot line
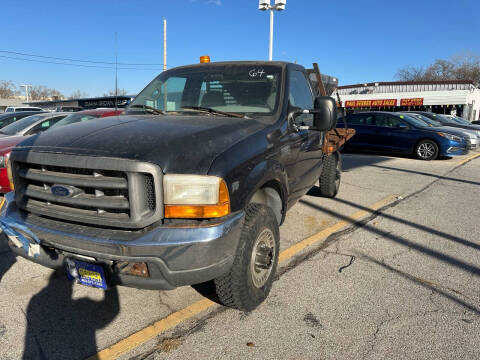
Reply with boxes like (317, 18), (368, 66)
(89, 194), (398, 360)
(457, 152), (480, 166)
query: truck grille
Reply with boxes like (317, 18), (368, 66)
(11, 152), (163, 229)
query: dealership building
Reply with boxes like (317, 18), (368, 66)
(334, 80), (480, 122)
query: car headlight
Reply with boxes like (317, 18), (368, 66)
(437, 132), (462, 142)
(163, 175), (230, 218)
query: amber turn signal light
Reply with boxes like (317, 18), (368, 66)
(6, 159), (14, 191)
(199, 55), (211, 63)
(165, 180), (230, 219)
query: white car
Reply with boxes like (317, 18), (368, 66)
(5, 106), (43, 113)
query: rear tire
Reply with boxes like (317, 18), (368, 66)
(214, 204), (279, 312)
(319, 152), (341, 198)
(415, 140), (439, 160)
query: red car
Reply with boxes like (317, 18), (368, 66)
(0, 108), (123, 193)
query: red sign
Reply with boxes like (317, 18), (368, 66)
(400, 98), (424, 106)
(344, 99), (397, 108)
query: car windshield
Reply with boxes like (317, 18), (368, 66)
(0, 114), (47, 135)
(398, 114), (430, 128)
(451, 116), (471, 125)
(129, 64), (282, 122)
(425, 112), (458, 125)
(405, 113), (442, 127)
(50, 113), (100, 128)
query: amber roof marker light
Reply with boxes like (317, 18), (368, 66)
(200, 56), (211, 63)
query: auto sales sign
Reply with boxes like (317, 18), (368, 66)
(344, 99), (397, 108)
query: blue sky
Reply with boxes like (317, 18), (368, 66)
(1, 0), (479, 97)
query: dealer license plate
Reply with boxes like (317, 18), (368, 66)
(66, 259), (107, 289)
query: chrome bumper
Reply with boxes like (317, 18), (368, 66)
(1, 192), (244, 289)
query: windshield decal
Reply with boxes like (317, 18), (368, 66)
(249, 69), (265, 78)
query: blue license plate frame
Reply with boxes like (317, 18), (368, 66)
(66, 259), (107, 289)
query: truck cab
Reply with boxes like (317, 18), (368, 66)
(1, 61), (339, 311)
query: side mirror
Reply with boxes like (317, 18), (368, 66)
(397, 123), (409, 131)
(312, 96), (337, 131)
(289, 97), (337, 132)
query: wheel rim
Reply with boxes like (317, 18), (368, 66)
(417, 142), (435, 159)
(250, 228), (276, 288)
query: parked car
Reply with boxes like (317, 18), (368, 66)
(0, 111), (46, 129)
(48, 108), (123, 129)
(0, 112), (70, 138)
(339, 111), (469, 160)
(407, 111), (480, 134)
(4, 106), (43, 113)
(2, 61), (342, 311)
(0, 108), (123, 194)
(402, 112), (480, 150)
(55, 106), (83, 112)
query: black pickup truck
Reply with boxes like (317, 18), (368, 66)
(1, 61), (340, 311)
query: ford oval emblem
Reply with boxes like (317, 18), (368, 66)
(51, 185), (75, 197)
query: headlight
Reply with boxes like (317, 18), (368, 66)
(163, 175), (230, 218)
(437, 132), (462, 142)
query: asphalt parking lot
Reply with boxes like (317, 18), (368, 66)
(0, 151), (479, 360)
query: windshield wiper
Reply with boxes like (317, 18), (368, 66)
(180, 106), (245, 118)
(128, 104), (166, 115)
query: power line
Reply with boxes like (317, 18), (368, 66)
(0, 55), (166, 71)
(0, 50), (166, 66)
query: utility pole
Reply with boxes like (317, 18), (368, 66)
(163, 18), (167, 71)
(20, 84), (32, 103)
(115, 32), (118, 111)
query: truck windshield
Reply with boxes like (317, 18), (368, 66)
(129, 64), (282, 121)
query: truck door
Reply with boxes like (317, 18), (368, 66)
(286, 69), (324, 202)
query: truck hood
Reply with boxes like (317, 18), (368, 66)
(15, 115), (266, 174)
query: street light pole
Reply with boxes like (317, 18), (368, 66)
(269, 9), (274, 61)
(20, 84), (32, 103)
(259, 0), (286, 61)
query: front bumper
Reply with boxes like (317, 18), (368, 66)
(468, 138), (479, 150)
(0, 193), (244, 290)
(439, 140), (469, 156)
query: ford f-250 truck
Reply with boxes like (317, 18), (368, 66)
(1, 61), (341, 311)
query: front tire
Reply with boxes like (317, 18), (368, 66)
(415, 140), (439, 160)
(214, 204), (279, 312)
(319, 152), (341, 198)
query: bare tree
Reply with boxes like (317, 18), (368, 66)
(0, 80), (18, 98)
(103, 88), (128, 97)
(29, 85), (64, 100)
(69, 90), (89, 99)
(396, 53), (480, 86)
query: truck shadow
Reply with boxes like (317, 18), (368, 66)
(23, 271), (120, 360)
(0, 251), (16, 283)
(0, 236), (16, 283)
